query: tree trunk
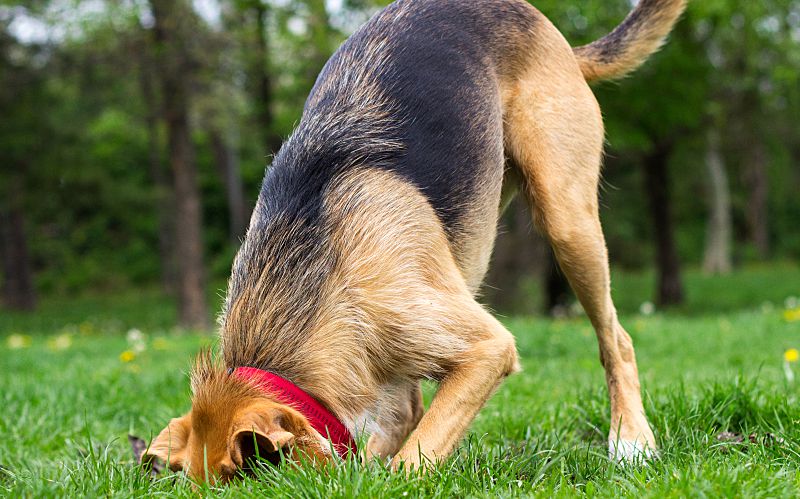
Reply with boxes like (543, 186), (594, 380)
(703, 128), (732, 274)
(138, 38), (176, 293)
(743, 138), (770, 259)
(251, 2), (283, 156)
(0, 174), (36, 311)
(209, 127), (248, 242)
(643, 142), (685, 306)
(304, 0), (332, 83)
(150, 0), (209, 329)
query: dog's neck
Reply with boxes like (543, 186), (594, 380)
(232, 366), (356, 456)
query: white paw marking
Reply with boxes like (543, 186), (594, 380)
(608, 439), (656, 464)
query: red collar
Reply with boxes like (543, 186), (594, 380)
(232, 367), (356, 457)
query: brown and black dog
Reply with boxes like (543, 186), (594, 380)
(143, 0), (687, 483)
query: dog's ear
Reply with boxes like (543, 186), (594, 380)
(229, 404), (331, 467)
(229, 406), (296, 467)
(142, 413), (192, 473)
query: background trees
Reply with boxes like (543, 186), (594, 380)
(148, 0), (209, 328)
(1, 0), (798, 322)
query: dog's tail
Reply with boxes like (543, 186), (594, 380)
(573, 0), (687, 83)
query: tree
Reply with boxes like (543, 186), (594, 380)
(703, 127), (732, 274)
(643, 139), (685, 306)
(209, 125), (249, 242)
(698, 1), (797, 261)
(136, 29), (176, 292)
(593, 10), (710, 307)
(302, 0), (335, 83)
(191, 12), (253, 244)
(149, 0), (209, 328)
(231, 0), (284, 157)
(3, 0), (800, 319)
(0, 17), (41, 311)
(0, 174), (37, 311)
(741, 125), (771, 259)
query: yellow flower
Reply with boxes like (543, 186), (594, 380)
(7, 334), (32, 349)
(47, 334), (72, 351)
(785, 349), (799, 363)
(119, 350), (136, 363)
(784, 308), (800, 323)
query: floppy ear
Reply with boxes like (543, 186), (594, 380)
(142, 413), (192, 473)
(229, 404), (332, 468)
(229, 408), (296, 467)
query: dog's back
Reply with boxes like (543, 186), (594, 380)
(260, 1), (542, 287)
(225, 0), (687, 363)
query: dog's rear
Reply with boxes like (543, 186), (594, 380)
(500, 0), (687, 462)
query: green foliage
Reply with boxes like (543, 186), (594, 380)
(1, 0), (799, 297)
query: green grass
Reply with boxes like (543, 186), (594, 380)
(1, 265), (799, 497)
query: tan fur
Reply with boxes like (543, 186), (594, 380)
(574, 0), (687, 82)
(222, 170), (475, 425)
(366, 383), (424, 460)
(143, 353), (332, 483)
(502, 11), (656, 452)
(146, 0), (684, 481)
(148, 170), (521, 480)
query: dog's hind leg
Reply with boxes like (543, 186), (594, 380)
(504, 36), (656, 462)
(366, 382), (424, 461)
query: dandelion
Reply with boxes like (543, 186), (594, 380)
(126, 328), (144, 344)
(119, 350), (136, 363)
(7, 334), (32, 350)
(47, 334), (72, 351)
(783, 308), (800, 323)
(785, 348), (799, 384)
(126, 328), (147, 354)
(786, 296), (799, 310)
(639, 301), (655, 316)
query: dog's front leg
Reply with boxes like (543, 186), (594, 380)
(366, 382), (424, 461)
(391, 308), (518, 471)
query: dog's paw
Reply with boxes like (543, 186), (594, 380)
(608, 439), (657, 465)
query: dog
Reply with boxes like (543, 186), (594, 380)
(142, 0), (686, 483)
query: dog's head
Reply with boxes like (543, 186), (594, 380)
(142, 354), (332, 484)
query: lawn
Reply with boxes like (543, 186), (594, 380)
(1, 265), (799, 497)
